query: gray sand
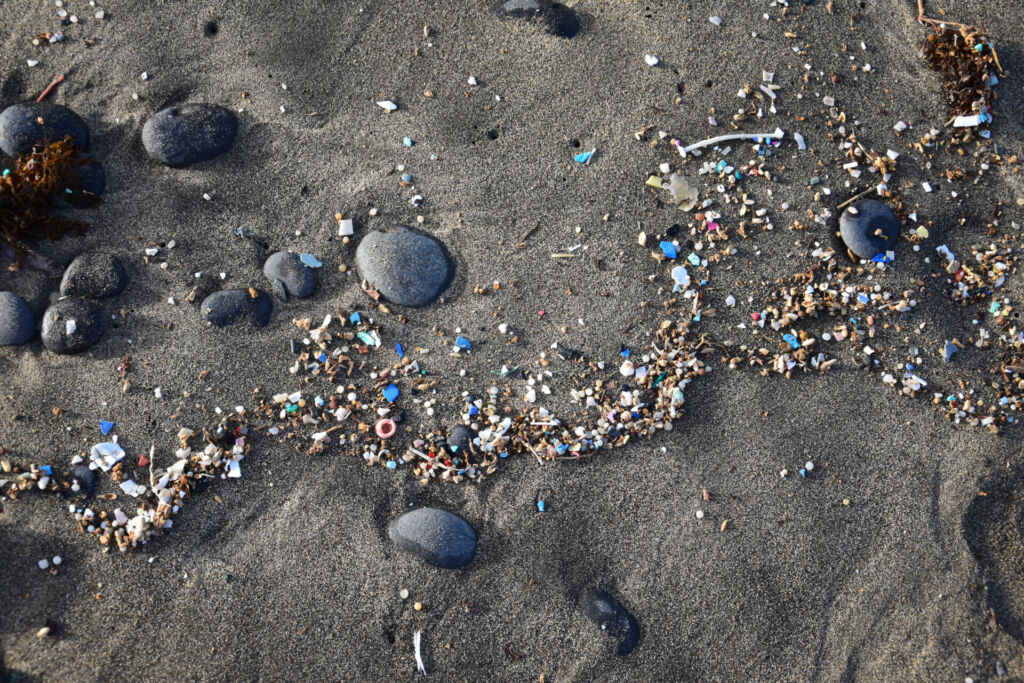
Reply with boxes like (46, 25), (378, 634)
(2, 0), (1023, 680)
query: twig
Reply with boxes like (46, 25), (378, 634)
(36, 74), (65, 102)
(679, 128), (784, 157)
(837, 186), (876, 210)
(515, 223), (539, 249)
(917, 0), (971, 31)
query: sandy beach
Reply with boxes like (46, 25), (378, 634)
(2, 0), (1024, 680)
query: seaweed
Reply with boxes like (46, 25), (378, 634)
(0, 137), (97, 272)
(918, 1), (1002, 140)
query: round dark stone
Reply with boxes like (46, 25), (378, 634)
(0, 291), (35, 345)
(60, 252), (127, 298)
(40, 298), (106, 354)
(355, 226), (454, 307)
(579, 589), (640, 656)
(388, 507), (477, 569)
(263, 251), (315, 300)
(496, 0), (580, 38)
(0, 102), (89, 157)
(839, 199), (899, 260)
(61, 160), (105, 207)
(142, 104), (238, 167)
(200, 289), (272, 327)
(447, 425), (475, 455)
(71, 465), (97, 499)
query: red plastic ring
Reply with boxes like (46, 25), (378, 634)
(375, 418), (396, 439)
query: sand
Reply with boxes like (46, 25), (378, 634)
(2, 0), (1023, 680)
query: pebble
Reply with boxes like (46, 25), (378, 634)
(40, 298), (106, 353)
(355, 226), (454, 307)
(388, 507), (477, 569)
(60, 252), (127, 298)
(200, 289), (273, 327)
(0, 291), (35, 345)
(579, 589), (640, 656)
(447, 425), (475, 455)
(497, 0), (581, 39)
(263, 251), (315, 300)
(839, 199), (899, 260)
(66, 160), (106, 201)
(142, 104), (238, 167)
(71, 465), (96, 498)
(0, 102), (89, 157)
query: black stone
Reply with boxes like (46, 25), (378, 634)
(0, 291), (34, 345)
(388, 507), (477, 569)
(71, 465), (97, 499)
(355, 226), (454, 307)
(496, 0), (580, 38)
(0, 102), (89, 157)
(447, 425), (475, 455)
(263, 251), (315, 299)
(839, 199), (899, 260)
(579, 589), (640, 656)
(200, 289), (272, 327)
(40, 298), (106, 354)
(63, 160), (105, 206)
(142, 104), (237, 167)
(60, 252), (127, 298)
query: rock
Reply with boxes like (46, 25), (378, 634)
(355, 226), (454, 307)
(64, 160), (105, 204)
(60, 252), (127, 298)
(0, 102), (89, 157)
(142, 104), (238, 167)
(579, 589), (640, 656)
(263, 251), (315, 300)
(388, 507), (477, 569)
(71, 465), (97, 498)
(40, 298), (106, 353)
(0, 291), (35, 345)
(496, 0), (580, 38)
(839, 200), (899, 261)
(447, 425), (475, 455)
(200, 289), (272, 327)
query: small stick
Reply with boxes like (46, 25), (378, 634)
(680, 128), (784, 157)
(36, 74), (65, 102)
(837, 186), (875, 210)
(515, 223), (538, 250)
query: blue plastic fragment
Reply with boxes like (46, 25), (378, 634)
(403, 136), (413, 147)
(537, 500), (546, 512)
(1, 169), (9, 177)
(382, 383), (400, 402)
(318, 352), (327, 363)
(468, 405), (479, 416)
(396, 343), (404, 358)
(40, 465), (52, 476)
(799, 468), (807, 478)
(456, 335), (472, 350)
(857, 293), (869, 304)
(574, 149), (594, 164)
(870, 253), (890, 263)
(687, 253), (701, 266)
(387, 460), (398, 469)
(350, 312), (361, 324)
(299, 253), (323, 268)
(782, 334), (799, 349)
(401, 173), (412, 182)
(621, 349), (630, 358)
(100, 420), (115, 436)
(660, 241), (678, 259)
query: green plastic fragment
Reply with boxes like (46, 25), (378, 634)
(652, 371), (667, 387)
(645, 175), (664, 189)
(356, 331), (377, 347)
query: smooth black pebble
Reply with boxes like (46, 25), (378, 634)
(71, 465), (97, 498)
(447, 425), (475, 455)
(839, 199), (899, 260)
(355, 226), (454, 307)
(60, 252), (127, 298)
(579, 589), (640, 656)
(263, 251), (315, 300)
(388, 507), (477, 569)
(142, 103), (237, 167)
(40, 298), (106, 354)
(61, 160), (105, 206)
(496, 0), (580, 38)
(0, 291), (35, 345)
(200, 289), (272, 327)
(0, 102), (89, 157)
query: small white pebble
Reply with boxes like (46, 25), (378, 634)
(644, 54), (659, 67)
(805, 461), (814, 471)
(27, 59), (39, 68)
(52, 555), (62, 566)
(37, 559), (50, 570)
(400, 588), (410, 599)
(202, 193), (212, 201)
(140, 72), (149, 81)
(695, 510), (704, 519)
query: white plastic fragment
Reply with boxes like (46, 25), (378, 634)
(644, 54), (659, 66)
(953, 114), (982, 127)
(679, 128), (784, 157)
(709, 16), (722, 26)
(89, 442), (126, 472)
(376, 100), (398, 111)
(793, 132), (806, 150)
(414, 630), (427, 675)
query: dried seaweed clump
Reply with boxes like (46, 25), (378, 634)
(0, 137), (96, 269)
(921, 23), (1002, 135)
